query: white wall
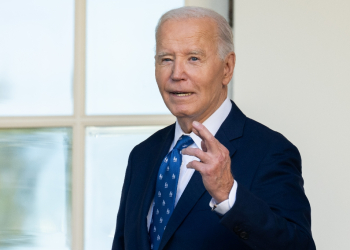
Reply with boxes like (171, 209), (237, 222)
(186, 0), (229, 21)
(234, 1), (350, 249)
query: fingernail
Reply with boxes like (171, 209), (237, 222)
(193, 121), (200, 127)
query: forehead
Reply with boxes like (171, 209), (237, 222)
(156, 18), (219, 53)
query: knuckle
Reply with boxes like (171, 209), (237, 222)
(187, 148), (195, 156)
(195, 148), (201, 155)
(198, 150), (206, 158)
(192, 160), (199, 167)
(202, 168), (209, 175)
(206, 164), (216, 174)
(207, 168), (215, 176)
(207, 136), (216, 143)
(217, 152), (225, 163)
(223, 147), (229, 155)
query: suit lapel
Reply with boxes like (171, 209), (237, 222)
(158, 101), (246, 250)
(158, 169), (205, 250)
(138, 124), (175, 250)
(216, 127), (237, 158)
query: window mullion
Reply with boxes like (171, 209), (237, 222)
(72, 0), (87, 249)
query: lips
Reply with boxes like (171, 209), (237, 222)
(170, 92), (193, 97)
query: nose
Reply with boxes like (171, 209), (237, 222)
(171, 59), (186, 81)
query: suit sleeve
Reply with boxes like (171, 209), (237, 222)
(220, 138), (316, 250)
(111, 149), (134, 250)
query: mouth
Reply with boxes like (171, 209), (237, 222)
(170, 92), (193, 97)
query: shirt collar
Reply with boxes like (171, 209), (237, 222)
(170, 98), (232, 151)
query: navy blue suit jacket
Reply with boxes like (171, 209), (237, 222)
(112, 101), (316, 250)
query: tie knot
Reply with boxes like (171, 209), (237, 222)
(174, 135), (194, 150)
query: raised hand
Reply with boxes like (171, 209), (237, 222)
(182, 121), (234, 203)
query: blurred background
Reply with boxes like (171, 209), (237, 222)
(0, 0), (349, 249)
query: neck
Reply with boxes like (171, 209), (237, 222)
(177, 92), (227, 133)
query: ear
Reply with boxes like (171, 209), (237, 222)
(222, 52), (236, 86)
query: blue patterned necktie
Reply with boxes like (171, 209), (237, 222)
(149, 135), (194, 250)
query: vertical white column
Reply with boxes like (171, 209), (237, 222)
(72, 0), (86, 249)
(234, 1), (350, 249)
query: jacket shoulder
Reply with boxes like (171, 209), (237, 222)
(244, 117), (298, 151)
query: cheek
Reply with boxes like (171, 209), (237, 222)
(197, 72), (223, 97)
(156, 67), (170, 88)
(155, 73), (165, 91)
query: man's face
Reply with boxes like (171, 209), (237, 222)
(155, 18), (231, 123)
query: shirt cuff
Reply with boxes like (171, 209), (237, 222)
(209, 181), (238, 215)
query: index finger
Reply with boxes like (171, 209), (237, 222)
(192, 121), (219, 153)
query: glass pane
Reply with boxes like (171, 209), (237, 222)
(86, 0), (184, 115)
(85, 126), (163, 250)
(0, 128), (72, 250)
(0, 1), (74, 116)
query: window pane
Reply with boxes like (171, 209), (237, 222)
(85, 126), (163, 250)
(0, 1), (74, 116)
(86, 0), (184, 115)
(0, 128), (72, 250)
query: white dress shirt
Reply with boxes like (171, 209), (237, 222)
(147, 98), (238, 230)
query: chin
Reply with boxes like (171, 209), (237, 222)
(163, 95), (199, 118)
(168, 105), (197, 119)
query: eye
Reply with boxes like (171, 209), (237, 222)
(190, 57), (199, 61)
(162, 58), (172, 62)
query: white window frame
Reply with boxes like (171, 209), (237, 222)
(0, 0), (233, 249)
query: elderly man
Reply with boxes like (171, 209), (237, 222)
(112, 6), (316, 250)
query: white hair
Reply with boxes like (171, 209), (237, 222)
(155, 6), (234, 60)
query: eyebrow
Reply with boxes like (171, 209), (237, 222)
(188, 50), (206, 56)
(156, 50), (206, 58)
(157, 52), (173, 58)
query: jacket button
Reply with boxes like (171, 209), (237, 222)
(234, 226), (241, 233)
(240, 231), (249, 240)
